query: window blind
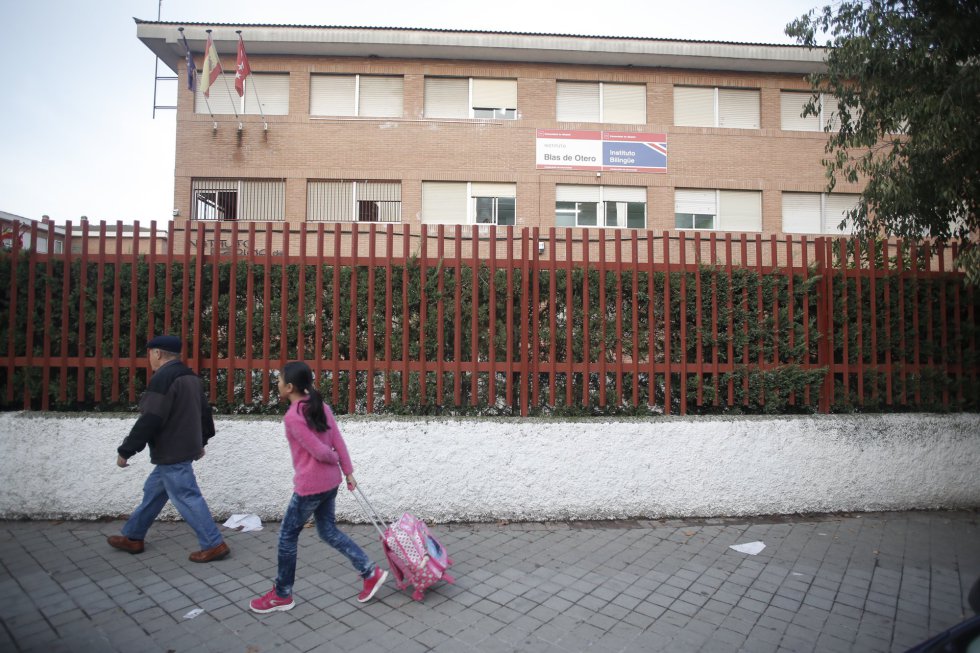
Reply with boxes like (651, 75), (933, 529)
(424, 78), (468, 119)
(195, 73), (239, 114)
(674, 189), (717, 215)
(245, 74), (289, 116)
(422, 182), (468, 224)
(310, 75), (356, 116)
(358, 76), (403, 117)
(824, 194), (858, 234)
(472, 79), (517, 110)
(673, 87), (715, 127)
(470, 182), (516, 197)
(781, 192), (822, 234)
(602, 83), (646, 124)
(780, 92), (819, 131)
(718, 190), (762, 232)
(556, 82), (600, 122)
(602, 186), (646, 202)
(718, 89), (760, 129)
(556, 184), (601, 203)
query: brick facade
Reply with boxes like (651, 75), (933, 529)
(153, 27), (855, 241)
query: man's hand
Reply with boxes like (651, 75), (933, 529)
(116, 455), (129, 468)
(195, 447), (206, 461)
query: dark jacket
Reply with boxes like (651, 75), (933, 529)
(117, 359), (215, 465)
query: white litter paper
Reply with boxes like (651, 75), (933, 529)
(729, 541), (766, 555)
(183, 608), (205, 619)
(223, 513), (263, 532)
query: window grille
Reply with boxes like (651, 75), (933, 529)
(192, 179), (285, 221)
(307, 181), (402, 222)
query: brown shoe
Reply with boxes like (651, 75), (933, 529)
(107, 535), (145, 554)
(189, 541), (230, 563)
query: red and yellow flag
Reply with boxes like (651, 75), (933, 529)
(201, 32), (222, 98)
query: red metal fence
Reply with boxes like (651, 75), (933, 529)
(1, 219), (977, 414)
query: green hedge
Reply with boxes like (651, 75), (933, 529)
(1, 250), (976, 414)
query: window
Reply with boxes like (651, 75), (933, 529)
(422, 182), (517, 226)
(555, 185), (646, 229)
(782, 192), (857, 234)
(472, 183), (516, 226)
(674, 87), (760, 129)
(307, 181), (401, 222)
(674, 189), (762, 232)
(423, 78), (517, 120)
(309, 74), (403, 117)
(556, 82), (646, 124)
(192, 179), (285, 221)
(195, 73), (289, 115)
(780, 91), (840, 131)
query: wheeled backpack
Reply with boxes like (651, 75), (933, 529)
(351, 486), (455, 601)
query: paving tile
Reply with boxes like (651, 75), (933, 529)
(1, 511), (977, 653)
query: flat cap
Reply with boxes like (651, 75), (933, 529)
(146, 335), (182, 354)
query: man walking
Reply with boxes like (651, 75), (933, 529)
(107, 335), (229, 563)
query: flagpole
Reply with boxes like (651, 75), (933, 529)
(237, 31), (267, 130)
(207, 30), (241, 129)
(220, 74), (242, 129)
(179, 27), (218, 130)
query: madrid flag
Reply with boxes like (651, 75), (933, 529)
(235, 36), (252, 97)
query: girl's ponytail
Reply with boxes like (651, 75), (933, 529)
(282, 361), (330, 432)
(304, 387), (329, 432)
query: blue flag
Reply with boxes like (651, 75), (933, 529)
(181, 32), (197, 92)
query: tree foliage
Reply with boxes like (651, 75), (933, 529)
(786, 0), (980, 283)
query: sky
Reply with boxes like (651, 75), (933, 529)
(0, 0), (821, 225)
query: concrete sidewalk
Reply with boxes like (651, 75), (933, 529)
(0, 510), (977, 653)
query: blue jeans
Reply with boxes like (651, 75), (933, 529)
(275, 488), (374, 598)
(122, 462), (223, 551)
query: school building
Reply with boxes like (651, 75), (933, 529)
(136, 21), (856, 253)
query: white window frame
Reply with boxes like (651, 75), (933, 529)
(192, 179), (286, 222)
(424, 77), (518, 120)
(195, 72), (289, 115)
(422, 182), (517, 226)
(781, 192), (858, 234)
(307, 180), (402, 223)
(674, 189), (763, 232)
(674, 86), (760, 129)
(780, 91), (841, 131)
(309, 74), (403, 118)
(473, 196), (517, 226)
(556, 82), (646, 124)
(555, 185), (647, 229)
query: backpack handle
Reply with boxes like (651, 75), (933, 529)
(349, 485), (391, 540)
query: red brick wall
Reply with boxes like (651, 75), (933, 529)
(173, 56), (860, 235)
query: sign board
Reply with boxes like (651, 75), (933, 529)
(536, 130), (667, 173)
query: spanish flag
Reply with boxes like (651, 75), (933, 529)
(201, 32), (222, 98)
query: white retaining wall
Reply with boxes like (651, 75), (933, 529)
(0, 412), (978, 523)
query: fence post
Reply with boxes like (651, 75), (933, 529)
(816, 237), (832, 413)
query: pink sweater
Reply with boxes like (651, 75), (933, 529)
(283, 401), (354, 496)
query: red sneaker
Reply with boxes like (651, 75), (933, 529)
(249, 587), (295, 613)
(357, 567), (388, 603)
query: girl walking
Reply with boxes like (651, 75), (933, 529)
(250, 362), (387, 613)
